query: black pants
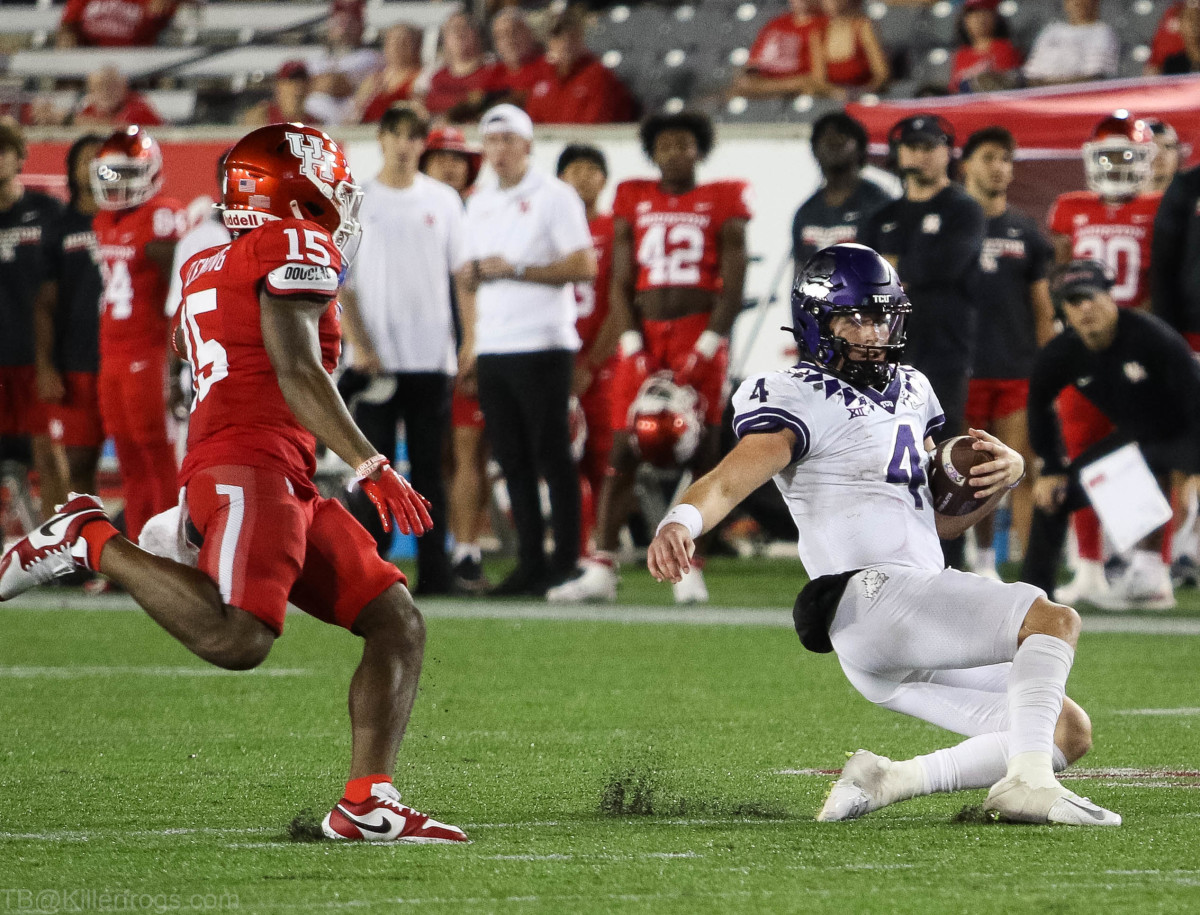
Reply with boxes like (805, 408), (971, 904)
(347, 371), (452, 592)
(1021, 433), (1184, 596)
(924, 368), (970, 570)
(477, 349), (580, 580)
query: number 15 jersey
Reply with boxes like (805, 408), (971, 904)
(612, 179), (752, 292)
(176, 218), (343, 498)
(732, 363), (945, 578)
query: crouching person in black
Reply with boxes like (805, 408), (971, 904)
(1021, 259), (1200, 610)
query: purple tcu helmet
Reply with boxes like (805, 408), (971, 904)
(786, 242), (911, 388)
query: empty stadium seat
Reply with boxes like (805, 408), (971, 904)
(6, 47), (203, 81)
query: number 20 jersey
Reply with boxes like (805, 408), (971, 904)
(176, 218), (343, 498)
(612, 179), (751, 292)
(732, 363), (946, 578)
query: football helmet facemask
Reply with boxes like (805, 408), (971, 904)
(218, 123), (363, 259)
(628, 372), (703, 469)
(786, 243), (911, 389)
(1083, 111), (1157, 199)
(90, 126), (164, 211)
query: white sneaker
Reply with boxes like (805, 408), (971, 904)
(1109, 550), (1175, 611)
(1054, 559), (1114, 607)
(0, 493), (109, 601)
(985, 772), (1121, 826)
(672, 565), (708, 604)
(816, 750), (921, 822)
(545, 558), (618, 603)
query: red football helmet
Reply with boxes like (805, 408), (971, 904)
(1083, 110), (1157, 199)
(219, 123), (363, 255)
(90, 125), (163, 211)
(627, 372), (703, 469)
(419, 126), (482, 188)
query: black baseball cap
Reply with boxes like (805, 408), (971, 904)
(1051, 259), (1115, 304)
(892, 114), (953, 147)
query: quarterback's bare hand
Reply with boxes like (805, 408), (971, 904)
(647, 523), (696, 583)
(966, 427), (1025, 499)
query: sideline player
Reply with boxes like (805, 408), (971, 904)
(557, 143), (620, 556)
(959, 127), (1056, 576)
(34, 134), (107, 509)
(0, 124), (468, 844)
(1047, 111), (1163, 605)
(647, 243), (1119, 827)
(91, 126), (186, 544)
(549, 111), (750, 604)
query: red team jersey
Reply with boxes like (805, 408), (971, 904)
(611, 179), (752, 294)
(575, 212), (614, 352)
(1047, 191), (1162, 308)
(94, 195), (185, 362)
(177, 218), (343, 498)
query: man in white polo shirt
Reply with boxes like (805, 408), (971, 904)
(456, 103), (598, 597)
(340, 104), (466, 595)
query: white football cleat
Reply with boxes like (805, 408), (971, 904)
(816, 750), (920, 822)
(1108, 551), (1175, 611)
(545, 558), (618, 603)
(0, 493), (108, 601)
(984, 773), (1121, 826)
(672, 565), (708, 604)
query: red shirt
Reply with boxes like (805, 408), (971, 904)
(576, 212), (614, 352)
(177, 219), (343, 497)
(824, 21), (873, 87)
(949, 40), (1023, 92)
(1150, 2), (1185, 68)
(94, 194), (185, 363)
(423, 62), (503, 116)
(77, 91), (163, 127)
(1048, 191), (1163, 309)
(524, 55), (637, 125)
(359, 75), (418, 124)
(612, 179), (752, 293)
(486, 54), (546, 101)
(61, 0), (178, 46)
(747, 13), (825, 77)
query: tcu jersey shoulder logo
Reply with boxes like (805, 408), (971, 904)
(285, 131), (338, 185)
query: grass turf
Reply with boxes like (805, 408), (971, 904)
(1, 559), (1198, 913)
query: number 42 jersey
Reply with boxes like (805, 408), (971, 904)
(732, 363), (947, 578)
(176, 218), (343, 498)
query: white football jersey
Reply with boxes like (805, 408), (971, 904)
(732, 362), (946, 578)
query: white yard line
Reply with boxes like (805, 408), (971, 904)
(0, 665), (312, 678)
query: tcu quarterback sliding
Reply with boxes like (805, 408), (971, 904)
(647, 242), (1120, 827)
(0, 124), (467, 844)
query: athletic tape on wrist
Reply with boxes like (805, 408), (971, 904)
(354, 453), (389, 482)
(656, 503), (704, 540)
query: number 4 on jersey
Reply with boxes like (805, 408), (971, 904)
(886, 423), (926, 509)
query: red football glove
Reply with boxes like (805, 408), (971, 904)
(673, 330), (724, 392)
(358, 462), (434, 536)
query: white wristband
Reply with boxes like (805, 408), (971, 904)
(619, 330), (645, 358)
(694, 329), (723, 359)
(354, 453), (389, 482)
(656, 503), (704, 540)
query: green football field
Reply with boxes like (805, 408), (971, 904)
(2, 558), (1199, 914)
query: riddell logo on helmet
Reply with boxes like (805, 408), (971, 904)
(224, 211), (271, 228)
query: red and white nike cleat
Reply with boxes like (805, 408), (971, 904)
(0, 494), (109, 601)
(321, 782), (468, 843)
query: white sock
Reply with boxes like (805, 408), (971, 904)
(1006, 634), (1074, 774)
(452, 542), (481, 564)
(917, 732), (1009, 794)
(975, 547), (996, 572)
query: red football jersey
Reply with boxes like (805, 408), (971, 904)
(95, 195), (185, 362)
(575, 212), (614, 352)
(612, 179), (752, 293)
(1047, 191), (1162, 308)
(177, 219), (343, 498)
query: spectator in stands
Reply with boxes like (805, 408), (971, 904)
(488, 8), (545, 106)
(356, 25), (425, 125)
(56, 0), (179, 48)
(74, 65), (163, 128)
(305, 3), (383, 126)
(523, 9), (637, 124)
(729, 0), (828, 100)
(949, 0), (1023, 93)
(817, 0), (890, 95)
(241, 61), (318, 127)
(1145, 1), (1185, 75)
(1023, 0), (1118, 87)
(792, 111), (893, 268)
(418, 10), (500, 123)
(1148, 118), (1182, 191)
(1160, 0), (1200, 74)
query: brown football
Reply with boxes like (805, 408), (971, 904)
(928, 435), (990, 516)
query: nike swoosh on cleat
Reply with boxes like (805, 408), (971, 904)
(1060, 797), (1109, 821)
(336, 806), (395, 835)
(26, 515), (71, 550)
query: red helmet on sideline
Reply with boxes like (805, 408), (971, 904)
(628, 372), (704, 469)
(90, 125), (163, 211)
(219, 123), (363, 255)
(420, 126), (482, 188)
(1083, 110), (1157, 199)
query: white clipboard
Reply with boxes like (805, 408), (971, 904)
(1079, 443), (1173, 554)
